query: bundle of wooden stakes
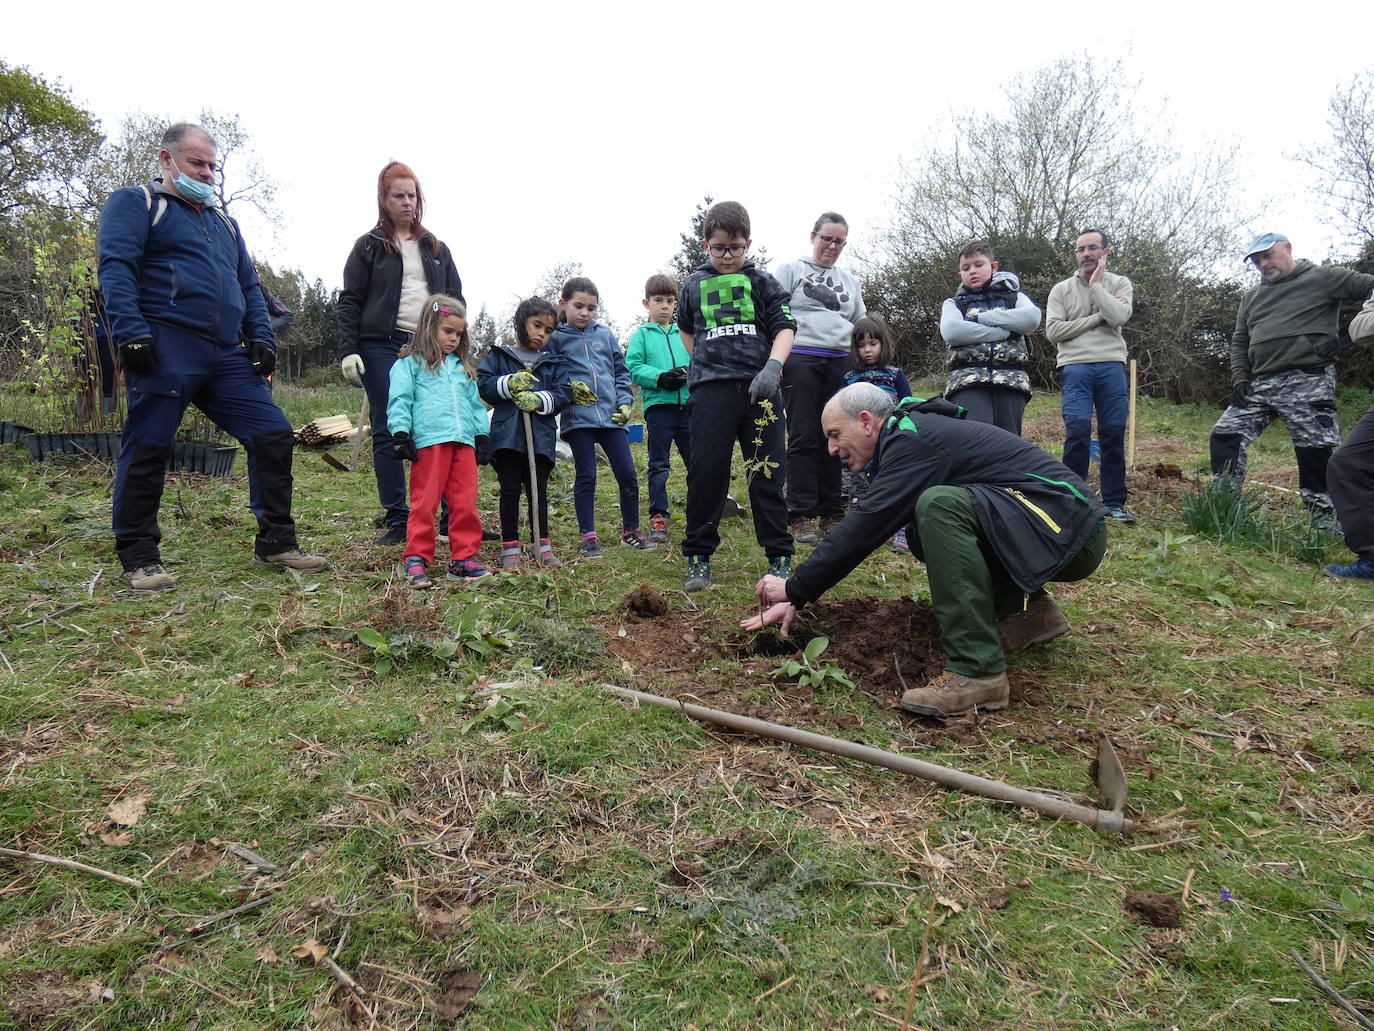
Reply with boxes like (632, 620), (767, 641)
(295, 415), (359, 446)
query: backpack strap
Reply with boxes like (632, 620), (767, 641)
(140, 184), (169, 228)
(140, 183), (237, 240)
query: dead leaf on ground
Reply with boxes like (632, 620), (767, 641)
(936, 895), (964, 913)
(99, 830), (132, 846)
(416, 903), (471, 937)
(435, 968), (480, 1019)
(292, 938), (329, 965)
(255, 946), (280, 965)
(107, 794), (149, 827)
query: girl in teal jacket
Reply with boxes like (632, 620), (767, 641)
(387, 296), (491, 586)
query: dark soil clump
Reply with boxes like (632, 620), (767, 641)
(807, 597), (946, 701)
(625, 584), (668, 619)
(1152, 463), (1184, 480)
(1124, 890), (1181, 927)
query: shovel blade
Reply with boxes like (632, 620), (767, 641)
(1095, 735), (1128, 812)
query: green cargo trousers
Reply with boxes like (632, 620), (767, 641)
(907, 486), (1108, 677)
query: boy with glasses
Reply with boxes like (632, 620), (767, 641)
(676, 201), (798, 591)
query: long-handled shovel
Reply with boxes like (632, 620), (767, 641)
(522, 410), (540, 560)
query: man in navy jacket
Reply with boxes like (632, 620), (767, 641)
(98, 123), (325, 591)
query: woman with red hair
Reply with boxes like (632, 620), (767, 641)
(338, 162), (464, 545)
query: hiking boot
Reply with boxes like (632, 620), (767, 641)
(819, 514), (844, 536)
(125, 563), (176, 592)
(500, 544), (523, 571)
(579, 534), (604, 558)
(900, 670), (1009, 717)
(621, 529), (657, 551)
(648, 513), (669, 544)
(375, 524), (406, 546)
(890, 527), (910, 553)
(539, 547), (563, 568)
(766, 555), (792, 579)
(253, 548), (330, 571)
(998, 592), (1070, 655)
(790, 517), (818, 545)
(1324, 557), (1374, 581)
(447, 557), (492, 580)
(685, 555), (713, 592)
(403, 555), (431, 590)
(1106, 506), (1137, 524)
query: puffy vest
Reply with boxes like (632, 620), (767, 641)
(946, 281), (1032, 398)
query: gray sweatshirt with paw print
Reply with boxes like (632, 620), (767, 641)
(774, 257), (867, 357)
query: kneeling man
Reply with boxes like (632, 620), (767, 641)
(745, 383), (1109, 717)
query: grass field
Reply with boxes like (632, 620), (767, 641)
(2, 383), (1372, 1030)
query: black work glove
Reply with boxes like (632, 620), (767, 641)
(474, 434), (492, 465)
(392, 431), (418, 462)
(657, 367), (689, 390)
(1231, 381), (1250, 408)
(1316, 334), (1353, 360)
(247, 340), (276, 376)
(119, 336), (158, 376)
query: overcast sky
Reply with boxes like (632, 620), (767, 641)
(7, 1), (1372, 333)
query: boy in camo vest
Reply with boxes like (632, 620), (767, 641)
(941, 240), (1041, 436)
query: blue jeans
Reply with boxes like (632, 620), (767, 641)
(566, 427), (640, 535)
(1060, 362), (1128, 507)
(644, 403), (691, 518)
(359, 334), (410, 529)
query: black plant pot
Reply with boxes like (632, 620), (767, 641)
(22, 433), (238, 476)
(1, 421), (35, 444)
(24, 431), (122, 461)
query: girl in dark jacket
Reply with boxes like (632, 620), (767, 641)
(478, 298), (568, 569)
(337, 161), (463, 544)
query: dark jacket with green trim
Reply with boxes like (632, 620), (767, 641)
(785, 397), (1108, 604)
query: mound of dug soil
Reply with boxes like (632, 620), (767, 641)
(1124, 890), (1181, 927)
(808, 597), (946, 703)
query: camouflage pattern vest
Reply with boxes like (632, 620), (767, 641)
(946, 282), (1032, 398)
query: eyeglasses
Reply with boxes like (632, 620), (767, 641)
(708, 244), (748, 257)
(1074, 244), (1104, 254)
(816, 234), (847, 248)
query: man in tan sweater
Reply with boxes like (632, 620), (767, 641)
(1045, 229), (1136, 523)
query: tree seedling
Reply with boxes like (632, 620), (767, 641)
(771, 636), (854, 690)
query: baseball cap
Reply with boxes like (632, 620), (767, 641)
(1244, 232), (1289, 260)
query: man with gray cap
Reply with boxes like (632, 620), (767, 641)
(1209, 233), (1374, 519)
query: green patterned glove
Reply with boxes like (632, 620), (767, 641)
(513, 391), (541, 412)
(570, 380), (598, 406)
(611, 404), (632, 426)
(507, 369), (537, 394)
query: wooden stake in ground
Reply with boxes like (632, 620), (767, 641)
(1126, 358), (1137, 468)
(350, 394), (370, 473)
(522, 410), (540, 555)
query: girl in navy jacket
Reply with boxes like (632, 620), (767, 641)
(478, 298), (568, 569)
(547, 277), (654, 558)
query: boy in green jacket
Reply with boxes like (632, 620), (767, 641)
(626, 273), (692, 543)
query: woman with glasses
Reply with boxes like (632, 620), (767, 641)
(337, 162), (464, 546)
(774, 212), (868, 545)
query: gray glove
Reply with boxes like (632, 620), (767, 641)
(749, 358), (783, 402)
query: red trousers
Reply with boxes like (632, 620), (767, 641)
(406, 442), (481, 563)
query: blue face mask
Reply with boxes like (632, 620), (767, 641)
(170, 158), (216, 206)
